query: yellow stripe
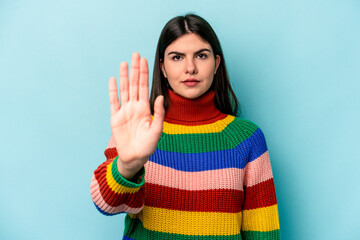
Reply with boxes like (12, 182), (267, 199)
(242, 204), (280, 231)
(129, 206), (242, 235)
(105, 161), (141, 194)
(162, 115), (235, 134)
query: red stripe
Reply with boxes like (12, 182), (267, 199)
(243, 178), (277, 210)
(165, 113), (228, 126)
(145, 183), (243, 212)
(94, 160), (144, 208)
(104, 147), (118, 160)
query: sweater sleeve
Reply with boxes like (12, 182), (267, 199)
(90, 136), (146, 216)
(241, 127), (280, 239)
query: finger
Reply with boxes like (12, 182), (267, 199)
(119, 61), (129, 104)
(151, 95), (165, 135)
(109, 77), (120, 115)
(139, 57), (149, 101)
(129, 52), (140, 101)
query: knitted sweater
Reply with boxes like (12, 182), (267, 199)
(90, 90), (281, 240)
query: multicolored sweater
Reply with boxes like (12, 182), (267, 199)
(90, 90), (280, 239)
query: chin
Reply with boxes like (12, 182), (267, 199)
(173, 85), (211, 99)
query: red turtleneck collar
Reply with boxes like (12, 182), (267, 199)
(164, 90), (227, 125)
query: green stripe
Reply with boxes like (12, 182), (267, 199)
(158, 118), (258, 153)
(124, 216), (244, 239)
(111, 157), (145, 188)
(241, 230), (280, 239)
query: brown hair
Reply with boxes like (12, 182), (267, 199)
(150, 14), (241, 116)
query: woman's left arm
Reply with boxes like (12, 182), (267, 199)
(241, 127), (281, 240)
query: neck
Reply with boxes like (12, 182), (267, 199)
(165, 89), (223, 125)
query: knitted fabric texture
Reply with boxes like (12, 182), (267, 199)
(90, 90), (281, 239)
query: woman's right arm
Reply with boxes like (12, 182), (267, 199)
(90, 136), (146, 215)
(90, 52), (165, 215)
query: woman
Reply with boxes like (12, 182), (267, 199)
(90, 14), (280, 239)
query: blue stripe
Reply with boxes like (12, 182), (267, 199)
(93, 202), (125, 216)
(122, 237), (135, 240)
(249, 127), (268, 162)
(149, 128), (267, 172)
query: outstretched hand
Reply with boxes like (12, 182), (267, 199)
(109, 52), (165, 179)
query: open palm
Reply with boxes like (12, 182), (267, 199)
(109, 52), (165, 178)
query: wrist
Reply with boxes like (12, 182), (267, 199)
(116, 158), (145, 181)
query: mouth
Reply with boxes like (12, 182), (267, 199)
(182, 78), (200, 87)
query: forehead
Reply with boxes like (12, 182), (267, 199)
(165, 33), (212, 53)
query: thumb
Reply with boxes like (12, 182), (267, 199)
(151, 95), (165, 135)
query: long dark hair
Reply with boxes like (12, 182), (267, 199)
(150, 14), (241, 116)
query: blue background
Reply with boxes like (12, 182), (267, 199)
(1, 0), (359, 239)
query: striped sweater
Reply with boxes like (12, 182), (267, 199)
(90, 90), (280, 239)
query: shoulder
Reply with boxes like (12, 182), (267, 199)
(235, 117), (269, 158)
(232, 116), (260, 131)
(225, 115), (268, 151)
(225, 115), (263, 136)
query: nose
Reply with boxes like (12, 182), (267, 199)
(185, 58), (197, 74)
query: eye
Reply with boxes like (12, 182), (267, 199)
(197, 53), (207, 59)
(172, 55), (182, 61)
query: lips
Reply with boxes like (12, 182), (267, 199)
(182, 78), (200, 87)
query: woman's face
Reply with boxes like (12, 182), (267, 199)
(161, 33), (221, 99)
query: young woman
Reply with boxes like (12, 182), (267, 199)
(90, 14), (281, 240)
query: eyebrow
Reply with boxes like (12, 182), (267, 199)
(167, 48), (211, 56)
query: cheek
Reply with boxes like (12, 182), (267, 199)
(165, 68), (179, 87)
(165, 62), (182, 79)
(203, 62), (216, 78)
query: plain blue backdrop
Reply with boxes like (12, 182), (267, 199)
(1, 0), (359, 239)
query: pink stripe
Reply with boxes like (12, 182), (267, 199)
(244, 151), (274, 187)
(90, 175), (143, 214)
(144, 161), (245, 191)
